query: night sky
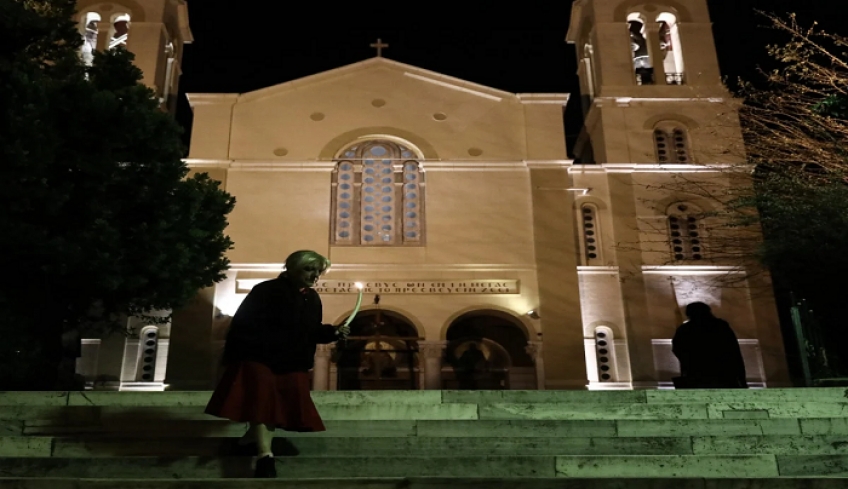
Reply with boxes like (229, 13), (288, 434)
(174, 1), (844, 155)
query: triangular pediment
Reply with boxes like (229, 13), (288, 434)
(237, 57), (518, 103)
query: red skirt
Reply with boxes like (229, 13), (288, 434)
(205, 361), (326, 432)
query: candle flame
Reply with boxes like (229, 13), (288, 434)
(355, 282), (364, 289)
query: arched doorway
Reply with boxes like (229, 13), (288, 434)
(445, 311), (534, 390)
(335, 309), (422, 390)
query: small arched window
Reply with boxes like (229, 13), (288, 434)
(627, 13), (654, 85)
(594, 327), (617, 382)
(667, 203), (704, 261)
(579, 204), (603, 265)
(108, 13), (131, 49)
(332, 139), (425, 246)
(654, 125), (692, 164)
(136, 326), (159, 382)
(657, 13), (685, 84)
(79, 12), (101, 66)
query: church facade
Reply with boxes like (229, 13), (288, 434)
(73, 0), (791, 391)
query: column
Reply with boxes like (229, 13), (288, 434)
(419, 341), (446, 390)
(646, 23), (667, 85)
(312, 344), (333, 391)
(525, 341), (546, 390)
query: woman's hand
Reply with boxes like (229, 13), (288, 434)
(336, 324), (351, 338)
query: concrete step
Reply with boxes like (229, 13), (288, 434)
(0, 391), (445, 407)
(444, 388), (848, 405)
(0, 403), (479, 422)
(23, 420), (418, 437)
(4, 389), (848, 409)
(45, 435), (693, 457)
(479, 402), (848, 420)
(1, 478), (847, 489)
(26, 418), (837, 438)
(6, 402), (848, 426)
(15, 434), (842, 458)
(0, 454), (804, 478)
(12, 453), (848, 478)
(23, 418), (823, 438)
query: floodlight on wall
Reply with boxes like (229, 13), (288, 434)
(526, 310), (541, 320)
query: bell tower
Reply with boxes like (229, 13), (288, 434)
(564, 0), (791, 389)
(74, 0), (193, 113)
(566, 0), (745, 165)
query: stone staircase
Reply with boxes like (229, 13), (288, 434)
(0, 388), (847, 487)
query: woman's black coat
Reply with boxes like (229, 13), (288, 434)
(221, 274), (339, 373)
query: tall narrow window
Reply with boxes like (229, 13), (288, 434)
(581, 43), (596, 98)
(80, 12), (100, 66)
(579, 204), (603, 265)
(668, 203), (704, 261)
(594, 327), (617, 382)
(161, 42), (177, 105)
(628, 13), (654, 85)
(136, 326), (159, 381)
(654, 125), (691, 163)
(578, 42), (597, 115)
(657, 13), (685, 84)
(108, 13), (131, 49)
(332, 139), (425, 246)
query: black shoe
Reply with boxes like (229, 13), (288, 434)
(254, 455), (277, 478)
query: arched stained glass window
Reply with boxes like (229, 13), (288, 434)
(332, 139), (425, 246)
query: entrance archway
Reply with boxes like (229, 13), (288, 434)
(445, 311), (535, 390)
(335, 309), (422, 390)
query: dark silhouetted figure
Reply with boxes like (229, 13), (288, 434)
(672, 302), (748, 389)
(456, 343), (486, 390)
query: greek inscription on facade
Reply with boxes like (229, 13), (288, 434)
(312, 280), (519, 294)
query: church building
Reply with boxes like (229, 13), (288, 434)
(72, 0), (791, 391)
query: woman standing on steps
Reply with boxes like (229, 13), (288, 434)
(205, 250), (350, 478)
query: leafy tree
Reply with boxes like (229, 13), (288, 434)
(0, 0), (235, 389)
(736, 14), (848, 364)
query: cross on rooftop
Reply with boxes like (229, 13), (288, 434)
(370, 38), (389, 57)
